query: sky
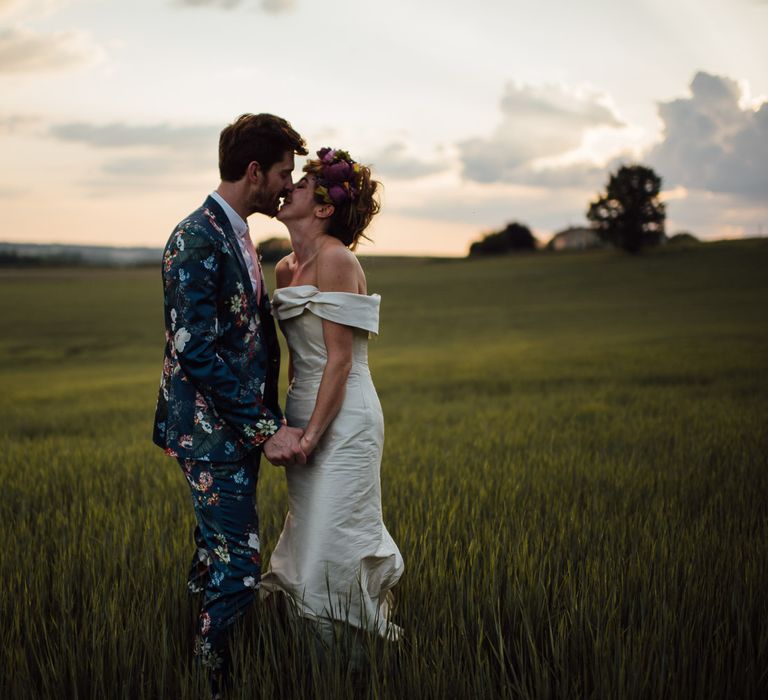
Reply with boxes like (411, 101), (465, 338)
(1, 0), (767, 256)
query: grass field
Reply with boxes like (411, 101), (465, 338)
(1, 240), (767, 698)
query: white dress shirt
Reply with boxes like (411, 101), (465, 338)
(210, 191), (260, 295)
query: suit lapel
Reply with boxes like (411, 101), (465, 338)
(202, 196), (277, 341)
(202, 195), (256, 299)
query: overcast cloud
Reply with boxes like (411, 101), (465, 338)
(648, 71), (768, 200)
(0, 26), (98, 73)
(174, 0), (296, 11)
(459, 82), (623, 184)
(0, 114), (37, 134)
(365, 142), (449, 181)
(50, 122), (220, 151)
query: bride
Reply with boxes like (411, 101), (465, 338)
(260, 148), (403, 641)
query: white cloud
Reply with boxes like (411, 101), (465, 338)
(663, 188), (768, 238)
(175, 0), (241, 7)
(44, 121), (219, 194)
(0, 184), (26, 198)
(101, 157), (176, 177)
(0, 26), (99, 73)
(261, 0), (295, 12)
(0, 114), (38, 134)
(365, 142), (449, 180)
(49, 121), (219, 151)
(391, 179), (590, 234)
(80, 154), (215, 195)
(648, 71), (768, 200)
(458, 81), (624, 183)
(174, 0), (296, 11)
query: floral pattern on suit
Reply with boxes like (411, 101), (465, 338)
(153, 196), (283, 462)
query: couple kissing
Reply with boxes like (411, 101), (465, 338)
(152, 113), (403, 697)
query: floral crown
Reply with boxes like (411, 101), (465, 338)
(312, 147), (363, 206)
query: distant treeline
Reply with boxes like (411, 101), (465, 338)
(0, 243), (163, 268)
(0, 251), (87, 267)
(0, 238), (298, 268)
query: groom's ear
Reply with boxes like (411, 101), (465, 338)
(246, 160), (263, 184)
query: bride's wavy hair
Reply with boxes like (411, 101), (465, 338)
(304, 148), (381, 250)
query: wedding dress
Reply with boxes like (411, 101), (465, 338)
(260, 286), (403, 639)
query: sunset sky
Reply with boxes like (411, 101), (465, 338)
(2, 0), (767, 256)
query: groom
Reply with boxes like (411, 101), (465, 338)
(153, 113), (308, 695)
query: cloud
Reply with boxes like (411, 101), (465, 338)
(663, 188), (768, 239)
(101, 157), (176, 177)
(0, 26), (98, 74)
(50, 121), (220, 151)
(391, 180), (591, 234)
(365, 142), (449, 180)
(43, 120), (219, 193)
(78, 152), (216, 194)
(0, 184), (27, 198)
(458, 81), (623, 183)
(0, 113), (38, 134)
(175, 0), (241, 7)
(1, 0), (73, 17)
(174, 0), (296, 11)
(261, 0), (295, 12)
(515, 162), (608, 190)
(0, 0), (23, 17)
(648, 71), (768, 199)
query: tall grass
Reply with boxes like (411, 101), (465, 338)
(1, 240), (767, 698)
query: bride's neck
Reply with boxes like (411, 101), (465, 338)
(287, 223), (327, 263)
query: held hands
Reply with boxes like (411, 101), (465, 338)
(263, 425), (308, 467)
(299, 434), (318, 457)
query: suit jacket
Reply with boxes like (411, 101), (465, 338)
(153, 196), (283, 461)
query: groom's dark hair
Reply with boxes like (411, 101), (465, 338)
(219, 113), (307, 181)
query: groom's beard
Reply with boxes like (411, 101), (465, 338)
(249, 186), (284, 218)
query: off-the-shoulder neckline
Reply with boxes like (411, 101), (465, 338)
(273, 284), (375, 298)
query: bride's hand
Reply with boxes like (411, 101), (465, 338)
(299, 435), (317, 458)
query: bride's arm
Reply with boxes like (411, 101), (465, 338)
(274, 255), (295, 384)
(299, 246), (360, 456)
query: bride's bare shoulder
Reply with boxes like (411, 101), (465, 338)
(275, 252), (297, 288)
(317, 241), (365, 293)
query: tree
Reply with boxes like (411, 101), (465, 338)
(257, 236), (293, 264)
(668, 231), (699, 245)
(468, 221), (537, 256)
(587, 165), (666, 253)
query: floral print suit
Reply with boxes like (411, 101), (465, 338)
(153, 196), (282, 460)
(153, 196), (281, 691)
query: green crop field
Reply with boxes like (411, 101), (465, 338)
(1, 240), (767, 699)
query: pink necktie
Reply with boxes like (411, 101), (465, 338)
(243, 227), (263, 303)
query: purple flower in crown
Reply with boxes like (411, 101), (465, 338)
(318, 147), (337, 165)
(328, 185), (348, 204)
(324, 161), (353, 182)
(314, 147), (361, 206)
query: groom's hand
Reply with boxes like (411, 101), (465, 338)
(264, 425), (307, 467)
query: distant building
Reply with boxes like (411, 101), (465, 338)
(547, 227), (605, 251)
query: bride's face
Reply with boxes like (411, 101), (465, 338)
(276, 174), (317, 222)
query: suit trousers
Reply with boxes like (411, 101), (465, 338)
(179, 454), (261, 682)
